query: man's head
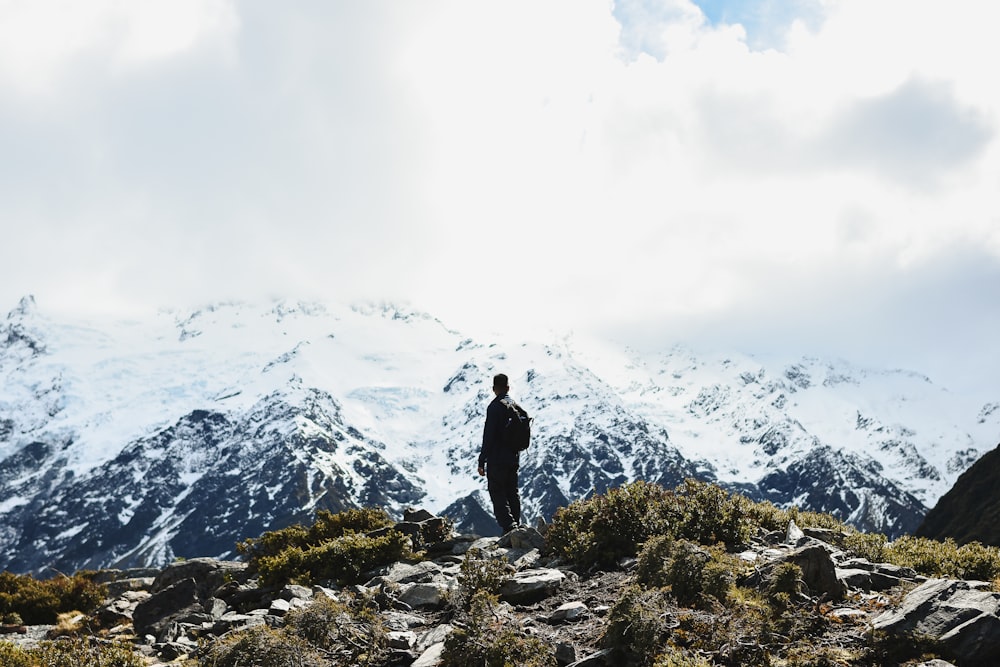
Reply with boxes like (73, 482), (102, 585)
(493, 373), (509, 396)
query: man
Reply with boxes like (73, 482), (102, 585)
(477, 373), (522, 533)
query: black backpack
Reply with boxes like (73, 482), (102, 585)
(501, 397), (532, 451)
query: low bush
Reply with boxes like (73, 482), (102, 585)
(781, 644), (859, 666)
(440, 590), (556, 667)
(237, 508), (395, 565)
(0, 642), (33, 667)
(546, 480), (673, 567)
(0, 571), (106, 625)
(0, 637), (144, 667)
(603, 586), (676, 666)
(286, 594), (387, 666)
(237, 508), (416, 586)
(201, 625), (326, 667)
(546, 479), (759, 569)
(652, 650), (713, 667)
(453, 547), (511, 610)
(884, 536), (1000, 581)
(670, 479), (756, 548)
(253, 529), (414, 586)
(636, 537), (737, 606)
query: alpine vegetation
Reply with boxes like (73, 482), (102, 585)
(5, 481), (1000, 665)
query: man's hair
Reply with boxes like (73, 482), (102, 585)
(493, 373), (509, 390)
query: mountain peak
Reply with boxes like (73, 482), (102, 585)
(0, 298), (996, 573)
(7, 294), (37, 320)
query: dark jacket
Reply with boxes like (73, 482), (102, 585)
(479, 394), (519, 470)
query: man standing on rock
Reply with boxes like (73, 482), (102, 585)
(478, 373), (523, 534)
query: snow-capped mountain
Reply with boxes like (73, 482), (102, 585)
(1, 295), (997, 574)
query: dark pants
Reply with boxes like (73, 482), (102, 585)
(486, 465), (520, 532)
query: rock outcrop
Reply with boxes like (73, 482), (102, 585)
(6, 512), (1000, 666)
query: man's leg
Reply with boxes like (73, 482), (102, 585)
(504, 467), (521, 527)
(487, 468), (515, 532)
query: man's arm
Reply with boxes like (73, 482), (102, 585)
(478, 398), (504, 474)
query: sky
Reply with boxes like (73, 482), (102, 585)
(0, 0), (998, 397)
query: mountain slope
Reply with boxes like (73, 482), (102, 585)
(916, 442), (1000, 547)
(2, 295), (997, 572)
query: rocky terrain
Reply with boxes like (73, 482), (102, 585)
(3, 507), (1000, 666)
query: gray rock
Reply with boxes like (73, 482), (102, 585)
(785, 519), (805, 543)
(549, 601), (588, 622)
(98, 591), (151, 625)
(280, 584), (313, 600)
(201, 597), (227, 621)
(784, 541), (847, 600)
(404, 508), (436, 523)
(416, 623), (454, 653)
(387, 630), (417, 650)
(150, 558), (248, 599)
(373, 561), (444, 585)
(556, 641), (577, 665)
(412, 641), (445, 667)
(212, 612), (266, 635)
(872, 578), (1000, 664)
(513, 549), (542, 570)
(312, 585), (340, 601)
(268, 598), (291, 616)
(133, 577), (202, 639)
(508, 526), (546, 551)
(499, 569), (566, 604)
(105, 577), (156, 598)
(398, 582), (451, 609)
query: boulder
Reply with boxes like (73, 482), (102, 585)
(404, 508), (436, 523)
(549, 601), (588, 622)
(133, 577), (203, 639)
(398, 582), (451, 609)
(371, 561), (444, 586)
(150, 558), (248, 599)
(872, 578), (1000, 664)
(499, 569), (566, 604)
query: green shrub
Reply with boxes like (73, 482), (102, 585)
(670, 479), (756, 548)
(843, 531), (889, 563)
(603, 585), (676, 666)
(636, 534), (675, 588)
(440, 590), (556, 667)
(652, 649), (713, 667)
(663, 541), (736, 607)
(0, 642), (33, 667)
(951, 540), (1000, 581)
(286, 594), (387, 666)
(547, 480), (674, 567)
(782, 644), (859, 666)
(547, 479), (765, 569)
(842, 533), (1000, 581)
(254, 528), (414, 586)
(201, 625), (326, 667)
(237, 508), (395, 565)
(673, 604), (772, 667)
(606, 586), (769, 666)
(23, 637), (144, 667)
(0, 571), (106, 625)
(454, 547), (510, 610)
(766, 561), (805, 614)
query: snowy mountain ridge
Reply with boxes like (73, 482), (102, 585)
(1, 295), (997, 573)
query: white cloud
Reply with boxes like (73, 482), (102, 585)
(0, 0), (238, 95)
(0, 0), (997, 393)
